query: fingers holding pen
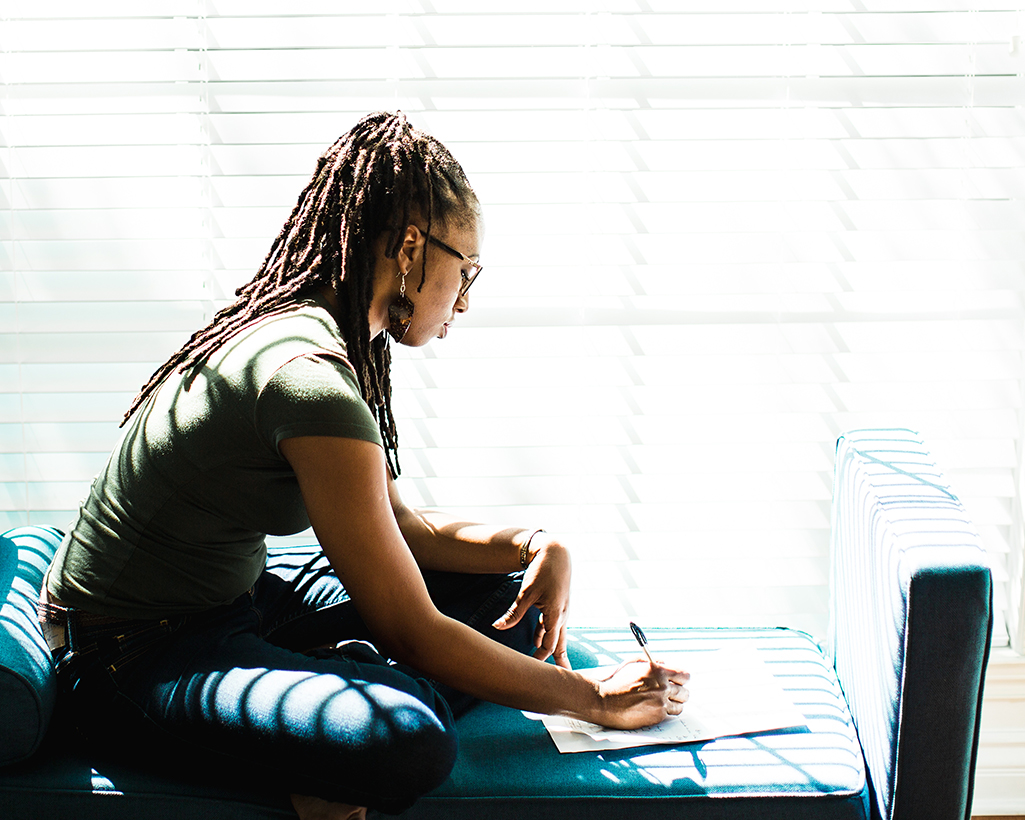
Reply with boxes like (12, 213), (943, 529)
(591, 658), (690, 729)
(650, 661), (690, 712)
(659, 662), (691, 695)
(628, 621), (689, 714)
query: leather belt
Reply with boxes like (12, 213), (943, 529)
(37, 585), (128, 654)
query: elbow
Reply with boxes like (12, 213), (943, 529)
(373, 608), (450, 672)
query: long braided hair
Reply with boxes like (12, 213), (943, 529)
(122, 111), (479, 477)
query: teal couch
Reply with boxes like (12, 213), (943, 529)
(0, 430), (992, 819)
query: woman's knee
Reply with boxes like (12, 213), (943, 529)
(195, 668), (458, 809)
(333, 678), (458, 795)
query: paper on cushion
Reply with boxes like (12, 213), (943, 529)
(539, 645), (808, 754)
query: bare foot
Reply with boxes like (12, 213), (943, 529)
(290, 793), (367, 820)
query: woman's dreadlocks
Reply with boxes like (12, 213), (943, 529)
(121, 111), (479, 478)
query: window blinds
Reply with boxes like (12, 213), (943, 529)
(2, 2), (1022, 647)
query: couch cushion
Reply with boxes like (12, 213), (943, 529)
(408, 627), (871, 820)
(0, 526), (62, 766)
(0, 731), (295, 820)
(0, 616), (869, 818)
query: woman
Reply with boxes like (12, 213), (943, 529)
(40, 112), (688, 819)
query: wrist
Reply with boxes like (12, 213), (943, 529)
(517, 528), (546, 569)
(549, 667), (606, 724)
(582, 674), (609, 725)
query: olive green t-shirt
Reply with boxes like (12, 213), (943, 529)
(47, 296), (383, 619)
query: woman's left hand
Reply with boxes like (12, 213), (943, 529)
(492, 534), (573, 669)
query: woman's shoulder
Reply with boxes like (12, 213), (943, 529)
(212, 296), (350, 382)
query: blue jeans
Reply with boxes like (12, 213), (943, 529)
(52, 545), (540, 814)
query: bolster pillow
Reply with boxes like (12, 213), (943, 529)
(0, 526), (62, 766)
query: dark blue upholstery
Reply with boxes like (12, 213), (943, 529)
(0, 428), (992, 819)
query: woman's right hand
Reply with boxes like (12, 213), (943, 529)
(588, 659), (690, 730)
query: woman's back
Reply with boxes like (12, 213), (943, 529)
(48, 294), (380, 619)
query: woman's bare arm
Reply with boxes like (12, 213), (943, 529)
(386, 485), (537, 575)
(387, 477), (573, 667)
(279, 435), (688, 729)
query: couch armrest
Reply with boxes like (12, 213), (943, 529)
(829, 430), (992, 820)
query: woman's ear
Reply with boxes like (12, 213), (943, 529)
(396, 224), (426, 274)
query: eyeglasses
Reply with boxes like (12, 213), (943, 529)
(428, 235), (483, 297)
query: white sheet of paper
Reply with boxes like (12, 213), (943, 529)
(538, 645), (808, 753)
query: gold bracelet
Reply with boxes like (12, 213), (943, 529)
(519, 528), (545, 569)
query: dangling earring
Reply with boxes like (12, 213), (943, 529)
(387, 270), (414, 342)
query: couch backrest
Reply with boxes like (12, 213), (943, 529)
(829, 430), (992, 820)
(0, 526), (62, 766)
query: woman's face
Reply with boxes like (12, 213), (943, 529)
(400, 217), (483, 347)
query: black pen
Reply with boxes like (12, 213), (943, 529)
(629, 621), (655, 665)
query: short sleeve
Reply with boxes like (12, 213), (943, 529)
(256, 353), (383, 454)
